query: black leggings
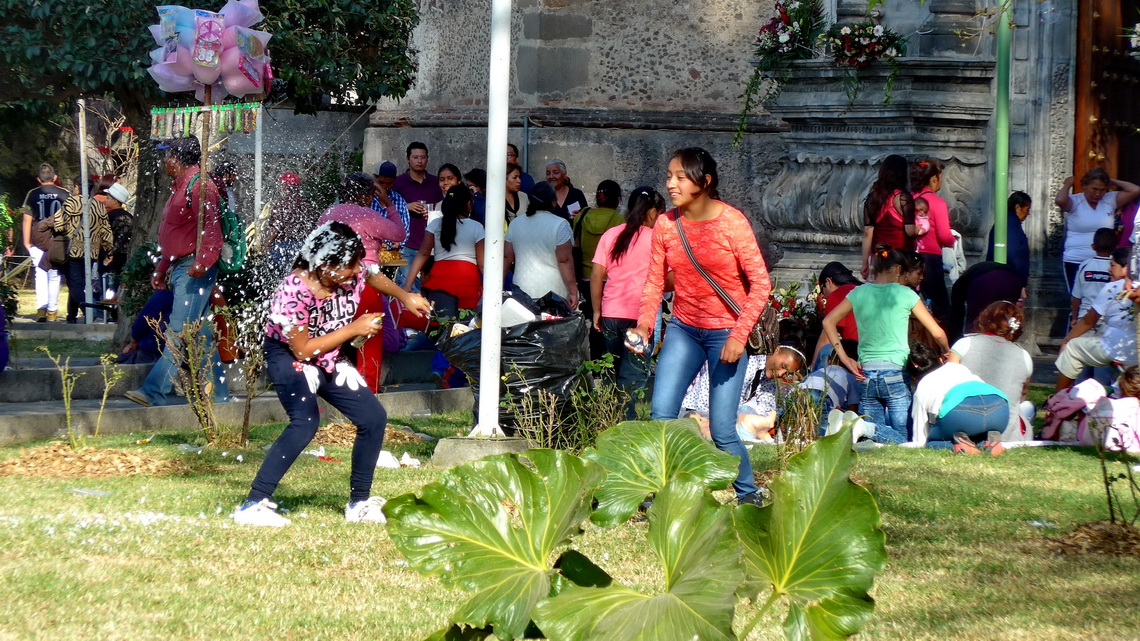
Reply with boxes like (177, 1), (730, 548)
(247, 338), (387, 504)
(919, 252), (950, 325)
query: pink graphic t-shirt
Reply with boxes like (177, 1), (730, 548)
(266, 271), (367, 372)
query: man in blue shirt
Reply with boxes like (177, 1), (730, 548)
(372, 161), (409, 248)
(986, 191), (1031, 286)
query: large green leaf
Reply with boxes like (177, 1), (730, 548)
(533, 475), (742, 640)
(735, 422), (887, 640)
(582, 419), (739, 527)
(383, 449), (604, 640)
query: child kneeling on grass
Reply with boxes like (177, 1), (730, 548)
(233, 221), (431, 527)
(798, 338), (862, 437)
(909, 342), (1009, 455)
(1055, 247), (1135, 392)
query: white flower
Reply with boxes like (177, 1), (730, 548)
(789, 0), (801, 8)
(861, 37), (870, 44)
(886, 47), (898, 57)
(872, 25), (884, 37)
(779, 32), (791, 43)
(840, 26), (851, 35)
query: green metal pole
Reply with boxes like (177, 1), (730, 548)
(993, 3), (1011, 264)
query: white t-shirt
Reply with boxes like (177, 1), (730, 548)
(1071, 256), (1112, 319)
(505, 211), (573, 299)
(1063, 192), (1118, 263)
(911, 363), (986, 447)
(425, 217), (484, 265)
(1093, 279), (1137, 364)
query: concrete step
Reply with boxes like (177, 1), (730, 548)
(8, 321), (116, 341)
(0, 350), (438, 404)
(0, 387), (475, 447)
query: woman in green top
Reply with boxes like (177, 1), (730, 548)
(822, 246), (949, 443)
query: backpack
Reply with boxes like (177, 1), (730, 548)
(186, 174), (247, 275)
(1042, 379), (1106, 440)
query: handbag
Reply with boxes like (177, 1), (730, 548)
(673, 213), (776, 355)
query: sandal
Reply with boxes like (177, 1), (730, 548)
(982, 431), (1005, 457)
(952, 432), (981, 455)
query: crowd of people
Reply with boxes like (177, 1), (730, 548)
(12, 137), (1140, 526)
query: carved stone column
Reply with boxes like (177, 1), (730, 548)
(757, 58), (995, 276)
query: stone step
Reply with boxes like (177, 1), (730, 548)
(0, 350), (439, 403)
(0, 387), (475, 447)
(8, 321), (117, 341)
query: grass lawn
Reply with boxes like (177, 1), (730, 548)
(0, 414), (1137, 640)
(8, 338), (116, 360)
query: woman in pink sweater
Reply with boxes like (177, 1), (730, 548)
(630, 148), (772, 506)
(911, 159), (955, 323)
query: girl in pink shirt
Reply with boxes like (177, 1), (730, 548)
(630, 148), (773, 505)
(911, 159), (955, 323)
(590, 186), (665, 419)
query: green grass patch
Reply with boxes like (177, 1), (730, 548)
(1, 416), (1137, 640)
(8, 338), (115, 360)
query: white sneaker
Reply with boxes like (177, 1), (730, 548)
(232, 498), (291, 527)
(345, 496), (387, 523)
(851, 418), (875, 443)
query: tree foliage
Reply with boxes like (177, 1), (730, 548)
(1, 0), (419, 125)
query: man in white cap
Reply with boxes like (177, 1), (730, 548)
(96, 182), (133, 315)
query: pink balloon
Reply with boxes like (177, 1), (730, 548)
(147, 64), (195, 94)
(193, 63), (222, 85)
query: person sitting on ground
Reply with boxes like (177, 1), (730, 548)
(822, 245), (949, 444)
(1056, 247), (1136, 392)
(1081, 366), (1140, 452)
(118, 289), (175, 364)
(1070, 227), (1117, 327)
(909, 342), (1009, 455)
(810, 261), (861, 369)
(948, 300), (1034, 442)
(800, 338), (862, 436)
(683, 343), (807, 443)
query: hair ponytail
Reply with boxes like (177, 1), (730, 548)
(611, 186), (665, 263)
(439, 184), (471, 252)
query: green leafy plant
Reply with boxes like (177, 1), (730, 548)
(385, 415), (886, 640)
(118, 242), (160, 318)
(0, 281), (17, 318)
(38, 346), (87, 450)
(820, 22), (907, 103)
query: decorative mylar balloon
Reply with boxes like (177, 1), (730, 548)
(145, 0), (272, 101)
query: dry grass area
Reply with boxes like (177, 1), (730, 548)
(0, 442), (188, 478)
(0, 415), (1138, 640)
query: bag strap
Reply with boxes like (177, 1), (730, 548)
(673, 210), (742, 317)
(184, 173), (204, 259)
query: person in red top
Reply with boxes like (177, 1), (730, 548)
(124, 137), (228, 407)
(809, 261), (861, 368)
(317, 173), (406, 393)
(630, 147), (772, 506)
(911, 158), (955, 323)
(860, 154), (915, 278)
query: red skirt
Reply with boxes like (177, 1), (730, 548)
(422, 259), (482, 309)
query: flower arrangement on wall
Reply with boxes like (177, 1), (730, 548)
(821, 21), (907, 102)
(735, 3), (909, 145)
(734, 0), (827, 144)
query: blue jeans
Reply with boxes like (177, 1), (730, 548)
(926, 394), (1009, 450)
(394, 246), (421, 293)
(807, 389), (835, 437)
(651, 319), (758, 499)
(858, 363), (910, 444)
(138, 259), (230, 406)
(600, 317), (652, 420)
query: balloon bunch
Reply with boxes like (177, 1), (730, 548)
(145, 0), (272, 101)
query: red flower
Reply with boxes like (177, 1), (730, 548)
(782, 310), (790, 318)
(771, 300), (781, 310)
(118, 126), (134, 134)
(96, 146), (111, 155)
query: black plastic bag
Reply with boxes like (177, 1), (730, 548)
(437, 310), (589, 430)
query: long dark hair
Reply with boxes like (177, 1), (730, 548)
(294, 221), (364, 272)
(439, 184), (472, 251)
(864, 154), (910, 225)
(611, 186), (664, 264)
(670, 147), (720, 200)
(909, 158), (943, 191)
